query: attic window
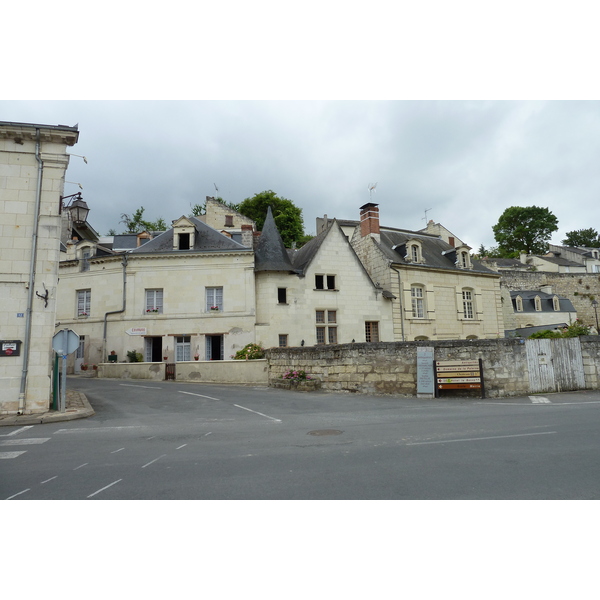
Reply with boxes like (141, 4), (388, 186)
(225, 215), (234, 227)
(534, 295), (542, 311)
(516, 296), (523, 312)
(315, 274), (336, 290)
(553, 296), (560, 311)
(411, 244), (419, 262)
(179, 233), (190, 250)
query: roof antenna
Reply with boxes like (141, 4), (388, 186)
(368, 182), (377, 202)
(214, 183), (219, 194)
(423, 207), (432, 222)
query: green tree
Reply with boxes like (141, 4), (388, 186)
(562, 228), (600, 248)
(492, 206), (559, 256)
(237, 190), (304, 247)
(119, 206), (166, 233)
(474, 244), (505, 259)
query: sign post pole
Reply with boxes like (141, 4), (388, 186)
(61, 328), (68, 412)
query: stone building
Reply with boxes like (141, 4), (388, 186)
(348, 204), (505, 341)
(0, 121), (79, 414)
(255, 208), (394, 348)
(56, 215), (256, 370)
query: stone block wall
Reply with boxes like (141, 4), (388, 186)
(267, 337), (600, 398)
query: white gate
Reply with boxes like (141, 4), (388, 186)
(525, 337), (586, 393)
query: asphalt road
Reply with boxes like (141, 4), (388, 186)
(3, 378), (600, 499)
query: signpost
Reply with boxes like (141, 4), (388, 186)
(52, 329), (80, 412)
(434, 359), (485, 398)
(416, 346), (435, 397)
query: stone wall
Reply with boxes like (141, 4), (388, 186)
(501, 270), (600, 329)
(266, 338), (600, 398)
(98, 359), (268, 384)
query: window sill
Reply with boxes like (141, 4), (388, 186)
(313, 289), (339, 292)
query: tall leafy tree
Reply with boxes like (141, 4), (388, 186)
(562, 228), (600, 248)
(492, 206), (558, 256)
(237, 190), (304, 248)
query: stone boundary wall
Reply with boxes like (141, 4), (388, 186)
(266, 338), (600, 398)
(97, 359), (268, 384)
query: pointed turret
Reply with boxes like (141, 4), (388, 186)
(254, 206), (296, 272)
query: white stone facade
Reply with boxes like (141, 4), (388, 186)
(0, 121), (78, 414)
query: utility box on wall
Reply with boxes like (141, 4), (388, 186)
(0, 340), (21, 357)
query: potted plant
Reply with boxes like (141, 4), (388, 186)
(210, 305), (219, 311)
(80, 363), (88, 371)
(194, 354), (199, 361)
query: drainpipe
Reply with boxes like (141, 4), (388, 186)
(391, 267), (406, 342)
(103, 255), (128, 360)
(18, 129), (44, 414)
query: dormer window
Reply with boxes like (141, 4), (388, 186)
(411, 244), (419, 262)
(172, 216), (196, 250)
(455, 245), (472, 269)
(553, 295), (560, 311)
(405, 239), (423, 263)
(516, 295), (523, 312)
(534, 295), (542, 311)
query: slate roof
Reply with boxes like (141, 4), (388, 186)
(535, 255), (583, 268)
(254, 207), (296, 272)
(290, 223), (330, 275)
(128, 217), (249, 253)
(510, 290), (576, 313)
(376, 230), (497, 275)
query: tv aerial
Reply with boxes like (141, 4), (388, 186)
(368, 182), (377, 202)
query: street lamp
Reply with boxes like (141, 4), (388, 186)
(592, 299), (599, 333)
(61, 192), (89, 224)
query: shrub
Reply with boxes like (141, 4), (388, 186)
(281, 369), (311, 381)
(127, 350), (143, 362)
(528, 319), (591, 339)
(233, 343), (265, 360)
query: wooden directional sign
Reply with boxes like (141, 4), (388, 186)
(434, 358), (485, 398)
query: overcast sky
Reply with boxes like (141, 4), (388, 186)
(3, 100), (599, 251)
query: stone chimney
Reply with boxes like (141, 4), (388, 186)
(360, 203), (380, 238)
(241, 224), (254, 248)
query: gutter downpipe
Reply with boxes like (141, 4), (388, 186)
(391, 267), (406, 342)
(103, 254), (128, 360)
(18, 129), (44, 414)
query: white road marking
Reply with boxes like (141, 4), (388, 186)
(0, 438), (50, 446)
(176, 444), (187, 450)
(204, 432), (212, 437)
(41, 476), (58, 484)
(54, 426), (144, 434)
(530, 396), (552, 404)
(111, 448), (125, 453)
(73, 463), (88, 470)
(0, 425), (34, 437)
(120, 384), (163, 389)
(147, 436), (156, 440)
(233, 404), (281, 422)
(406, 431), (557, 446)
(0, 451), (27, 459)
(179, 391), (222, 401)
(6, 488), (30, 500)
(87, 479), (123, 498)
(141, 454), (167, 468)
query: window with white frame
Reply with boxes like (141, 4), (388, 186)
(206, 287), (223, 311)
(175, 336), (191, 362)
(411, 244), (419, 263)
(411, 286), (425, 318)
(534, 295), (542, 312)
(462, 289), (474, 319)
(145, 289), (163, 314)
(77, 289), (91, 317)
(316, 310), (337, 344)
(461, 251), (469, 268)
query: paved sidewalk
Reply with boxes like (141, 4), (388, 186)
(0, 389), (94, 427)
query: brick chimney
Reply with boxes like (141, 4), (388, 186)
(360, 203), (380, 237)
